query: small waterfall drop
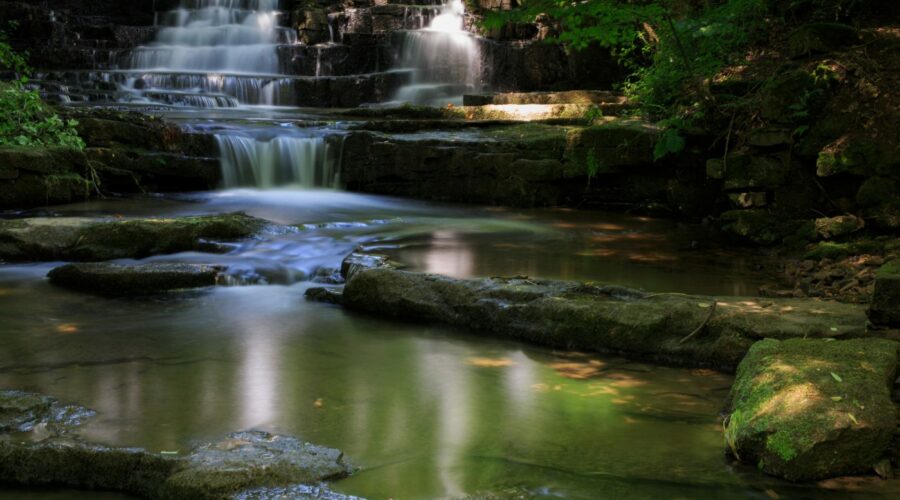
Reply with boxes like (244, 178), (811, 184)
(121, 0), (298, 107)
(394, 0), (481, 105)
(216, 132), (342, 189)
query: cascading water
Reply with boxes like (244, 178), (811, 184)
(121, 0), (344, 189)
(121, 0), (298, 107)
(394, 0), (481, 105)
(215, 131), (342, 189)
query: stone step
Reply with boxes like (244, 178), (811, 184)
(463, 90), (629, 106)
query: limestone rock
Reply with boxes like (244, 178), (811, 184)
(0, 213), (267, 262)
(48, 263), (226, 296)
(166, 431), (351, 499)
(725, 338), (898, 481)
(342, 267), (870, 370)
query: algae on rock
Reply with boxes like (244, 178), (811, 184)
(724, 338), (899, 481)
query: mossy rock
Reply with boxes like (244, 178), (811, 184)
(0, 213), (267, 262)
(0, 391), (353, 499)
(165, 431), (351, 499)
(856, 177), (900, 229)
(719, 210), (813, 246)
(48, 263), (226, 296)
(342, 268), (870, 370)
(725, 338), (898, 481)
(869, 260), (900, 327)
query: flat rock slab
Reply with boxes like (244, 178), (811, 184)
(724, 338), (898, 481)
(341, 268), (870, 370)
(48, 262), (226, 296)
(169, 431), (351, 499)
(0, 213), (266, 262)
(0, 392), (353, 499)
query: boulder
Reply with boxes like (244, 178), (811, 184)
(788, 23), (860, 58)
(869, 260), (900, 327)
(48, 263), (226, 296)
(341, 268), (870, 370)
(166, 431), (351, 498)
(0, 390), (353, 499)
(814, 215), (865, 240)
(724, 338), (898, 481)
(0, 213), (267, 262)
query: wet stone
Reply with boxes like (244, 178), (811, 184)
(167, 431), (352, 499)
(0, 390), (95, 434)
(47, 262), (227, 296)
(0, 392), (353, 499)
(724, 338), (899, 481)
(341, 267), (871, 371)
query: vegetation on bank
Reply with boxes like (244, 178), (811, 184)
(484, 0), (884, 158)
(0, 30), (83, 149)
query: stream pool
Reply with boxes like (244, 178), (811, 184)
(0, 191), (895, 499)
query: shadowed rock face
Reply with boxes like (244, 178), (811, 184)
(724, 338), (899, 481)
(0, 391), (354, 499)
(0, 213), (267, 262)
(337, 267), (871, 371)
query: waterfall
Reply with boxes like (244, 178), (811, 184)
(394, 0), (481, 105)
(121, 0), (298, 107)
(216, 133), (342, 189)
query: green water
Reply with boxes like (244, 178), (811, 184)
(0, 193), (895, 499)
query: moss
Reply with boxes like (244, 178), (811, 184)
(725, 338), (899, 481)
(802, 240), (885, 260)
(877, 260), (900, 278)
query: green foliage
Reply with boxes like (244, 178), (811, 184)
(585, 149), (600, 180)
(486, 1), (771, 159)
(0, 30), (83, 149)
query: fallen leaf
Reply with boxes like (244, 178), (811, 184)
(314, 398), (324, 409)
(830, 396), (843, 402)
(830, 372), (843, 382)
(848, 413), (858, 425)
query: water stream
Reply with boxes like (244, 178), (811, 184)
(1, 191), (896, 498)
(4, 2), (898, 498)
(393, 0), (482, 105)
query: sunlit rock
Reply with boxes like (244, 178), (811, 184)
(724, 338), (898, 481)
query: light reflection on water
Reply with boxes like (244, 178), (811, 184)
(10, 189), (771, 295)
(3, 192), (895, 498)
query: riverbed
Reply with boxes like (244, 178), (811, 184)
(0, 191), (896, 499)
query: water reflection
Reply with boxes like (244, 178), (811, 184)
(0, 274), (897, 498)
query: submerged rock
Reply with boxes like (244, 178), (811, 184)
(48, 263), (226, 296)
(0, 213), (266, 262)
(341, 268), (870, 370)
(869, 260), (900, 327)
(724, 338), (898, 481)
(0, 392), (353, 499)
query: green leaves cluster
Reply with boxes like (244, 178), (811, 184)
(485, 1), (771, 158)
(0, 30), (83, 149)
